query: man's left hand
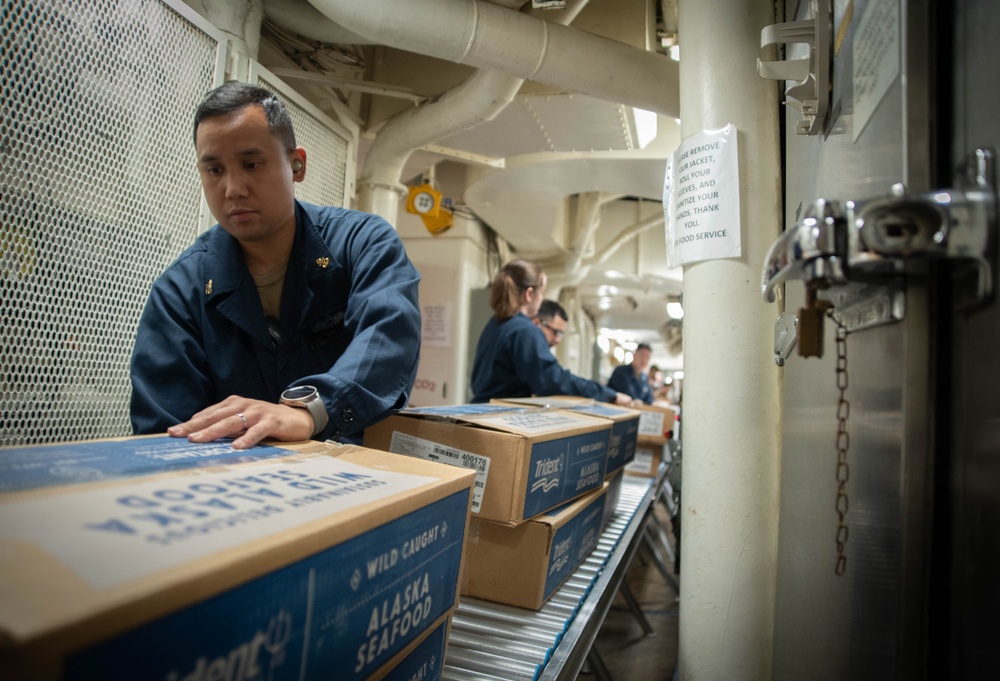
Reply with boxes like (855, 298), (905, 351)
(167, 395), (315, 449)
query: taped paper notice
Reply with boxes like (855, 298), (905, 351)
(664, 125), (741, 268)
(852, 0), (899, 142)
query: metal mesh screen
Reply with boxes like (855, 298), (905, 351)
(253, 70), (350, 208)
(1, 0), (222, 446)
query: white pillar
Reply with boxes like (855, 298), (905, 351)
(676, 0), (781, 679)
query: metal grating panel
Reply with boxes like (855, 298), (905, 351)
(0, 0), (222, 446)
(253, 67), (351, 208)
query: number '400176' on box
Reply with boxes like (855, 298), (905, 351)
(0, 437), (475, 681)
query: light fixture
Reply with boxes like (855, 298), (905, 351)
(669, 44), (680, 61)
(632, 108), (658, 149)
(667, 302), (684, 319)
(613, 346), (625, 362)
(597, 335), (610, 353)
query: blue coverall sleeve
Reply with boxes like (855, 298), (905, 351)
(512, 327), (617, 402)
(298, 214), (421, 439)
(129, 264), (215, 434)
(607, 365), (629, 394)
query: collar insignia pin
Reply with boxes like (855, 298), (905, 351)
(204, 279), (213, 295)
(316, 257), (329, 269)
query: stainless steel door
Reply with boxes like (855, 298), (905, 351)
(772, 0), (936, 678)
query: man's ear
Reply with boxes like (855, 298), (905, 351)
(290, 148), (307, 180)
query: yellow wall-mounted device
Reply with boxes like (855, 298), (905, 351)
(405, 184), (453, 235)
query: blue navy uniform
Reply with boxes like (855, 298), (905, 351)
(470, 313), (617, 403)
(607, 364), (652, 404)
(130, 201), (421, 443)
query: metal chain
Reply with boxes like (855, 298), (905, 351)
(829, 311), (851, 576)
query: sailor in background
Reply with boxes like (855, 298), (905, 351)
(470, 259), (631, 406)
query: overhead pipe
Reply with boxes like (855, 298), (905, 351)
(562, 191), (623, 278)
(545, 209), (666, 292)
(356, 69), (527, 219)
(338, 0), (591, 220)
(263, 0), (375, 44)
(305, 0), (679, 118)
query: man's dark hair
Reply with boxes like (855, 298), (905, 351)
(636, 342), (652, 353)
(537, 299), (568, 322)
(193, 81), (296, 150)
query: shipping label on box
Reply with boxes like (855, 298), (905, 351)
(0, 444), (475, 681)
(388, 431), (491, 514)
(625, 444), (664, 477)
(634, 404), (679, 445)
(1, 456), (434, 588)
(365, 407), (610, 524)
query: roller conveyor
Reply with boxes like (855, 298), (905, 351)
(444, 476), (657, 681)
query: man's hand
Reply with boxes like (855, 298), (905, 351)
(613, 392), (633, 406)
(167, 395), (315, 449)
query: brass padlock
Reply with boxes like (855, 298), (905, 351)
(798, 305), (825, 358)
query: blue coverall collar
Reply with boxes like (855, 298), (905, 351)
(198, 201), (339, 351)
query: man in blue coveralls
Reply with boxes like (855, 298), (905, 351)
(129, 81), (421, 448)
(607, 342), (654, 405)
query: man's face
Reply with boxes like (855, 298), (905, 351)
(195, 105), (302, 245)
(633, 347), (652, 371)
(535, 314), (567, 347)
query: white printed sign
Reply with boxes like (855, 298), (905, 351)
(852, 0), (899, 142)
(0, 457), (433, 588)
(664, 125), (741, 268)
(389, 432), (490, 513)
(421, 303), (452, 348)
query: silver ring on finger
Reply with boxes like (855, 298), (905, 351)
(236, 412), (248, 433)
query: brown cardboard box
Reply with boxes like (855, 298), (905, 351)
(0, 437), (475, 681)
(634, 403), (679, 445)
(382, 617), (450, 681)
(625, 442), (666, 478)
(461, 484), (608, 610)
(490, 397), (640, 476)
(364, 405), (611, 525)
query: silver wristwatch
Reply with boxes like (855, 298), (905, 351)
(280, 385), (330, 437)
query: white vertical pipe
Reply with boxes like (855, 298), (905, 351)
(676, 0), (781, 679)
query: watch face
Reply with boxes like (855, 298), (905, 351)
(283, 385), (316, 401)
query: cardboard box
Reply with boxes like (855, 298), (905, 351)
(634, 403), (679, 445)
(490, 397), (639, 477)
(364, 405), (611, 525)
(0, 436), (475, 681)
(382, 618), (448, 681)
(461, 484), (608, 610)
(625, 442), (666, 478)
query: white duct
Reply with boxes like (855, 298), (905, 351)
(263, 0), (375, 44)
(305, 0), (679, 118)
(349, 0), (591, 220)
(356, 69), (526, 218)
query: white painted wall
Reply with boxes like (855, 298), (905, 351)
(395, 209), (492, 407)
